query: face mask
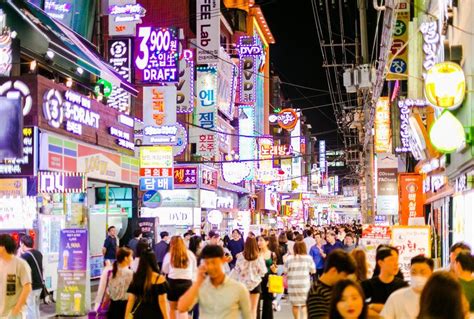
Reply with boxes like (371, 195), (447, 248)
(410, 276), (428, 291)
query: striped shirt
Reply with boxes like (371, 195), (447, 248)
(284, 255), (315, 305)
(307, 279), (333, 319)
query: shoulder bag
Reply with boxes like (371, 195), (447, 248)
(25, 251), (55, 305)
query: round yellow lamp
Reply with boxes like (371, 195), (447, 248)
(425, 62), (466, 110)
(429, 110), (465, 153)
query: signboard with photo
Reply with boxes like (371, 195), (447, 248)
(359, 225), (392, 274)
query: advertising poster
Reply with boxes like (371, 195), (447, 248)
(399, 173), (424, 225)
(56, 271), (87, 316)
(58, 229), (88, 271)
(391, 226), (431, 280)
(359, 225), (392, 273)
(196, 0), (220, 64)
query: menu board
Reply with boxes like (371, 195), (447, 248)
(391, 226), (431, 280)
(359, 225), (392, 274)
(56, 229), (88, 316)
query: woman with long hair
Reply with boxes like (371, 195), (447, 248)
(284, 241), (316, 319)
(350, 249), (369, 282)
(273, 232), (289, 312)
(257, 236), (278, 319)
(105, 247), (134, 318)
(125, 250), (168, 319)
(131, 238), (152, 272)
(230, 236), (267, 319)
(328, 279), (368, 319)
(162, 236), (197, 319)
(418, 271), (468, 319)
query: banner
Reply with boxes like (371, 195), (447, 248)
(377, 154), (398, 215)
(56, 229), (88, 316)
(142, 86), (177, 145)
(191, 66), (218, 157)
(196, 0), (220, 64)
(107, 39), (132, 114)
(387, 0), (409, 80)
(359, 225), (392, 274)
(391, 226), (431, 280)
(374, 97), (391, 153)
(399, 173), (424, 225)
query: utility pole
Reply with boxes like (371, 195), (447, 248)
(358, 0), (375, 223)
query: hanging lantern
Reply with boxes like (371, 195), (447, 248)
(429, 110), (465, 153)
(424, 62), (466, 110)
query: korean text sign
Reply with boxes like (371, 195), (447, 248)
(196, 0), (220, 64)
(174, 165), (198, 188)
(135, 27), (179, 83)
(360, 225), (392, 273)
(398, 173), (424, 225)
(374, 97), (391, 153)
(142, 86), (177, 145)
(391, 226), (431, 280)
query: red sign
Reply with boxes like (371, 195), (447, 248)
(277, 109), (298, 131)
(174, 166), (198, 188)
(140, 168), (173, 177)
(399, 173), (424, 225)
(361, 225), (392, 239)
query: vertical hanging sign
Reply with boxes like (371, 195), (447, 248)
(398, 173), (424, 225)
(387, 0), (410, 80)
(196, 0), (220, 64)
(374, 97), (392, 153)
(107, 39), (132, 114)
(238, 36), (259, 104)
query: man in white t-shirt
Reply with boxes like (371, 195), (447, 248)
(0, 234), (32, 319)
(381, 255), (434, 319)
(303, 229), (316, 253)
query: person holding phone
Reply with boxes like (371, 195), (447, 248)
(177, 245), (251, 319)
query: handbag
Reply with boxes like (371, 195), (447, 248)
(25, 251), (55, 305)
(267, 274), (284, 294)
(88, 270), (112, 319)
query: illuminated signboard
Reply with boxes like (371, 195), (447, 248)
(191, 66), (218, 157)
(38, 172), (86, 193)
(44, 0), (73, 25)
(0, 127), (37, 176)
(374, 97), (391, 153)
(109, 127), (134, 150)
(0, 30), (12, 77)
(139, 146), (173, 191)
(108, 0), (146, 36)
(107, 39), (132, 114)
(217, 47), (237, 119)
(135, 27), (179, 83)
(239, 106), (255, 179)
(395, 99), (429, 153)
(176, 49), (195, 114)
(139, 146), (173, 168)
(43, 90), (100, 136)
(268, 108), (299, 131)
(142, 86), (177, 145)
(222, 161), (251, 184)
(260, 144), (292, 156)
(196, 0), (220, 64)
(387, 0), (409, 80)
(174, 165), (198, 188)
(319, 140), (326, 180)
(238, 36), (259, 104)
(420, 21), (441, 76)
(257, 138), (274, 184)
(0, 80), (33, 116)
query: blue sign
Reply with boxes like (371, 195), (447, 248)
(139, 177), (174, 191)
(142, 190), (162, 208)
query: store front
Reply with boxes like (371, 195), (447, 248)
(451, 169), (474, 251)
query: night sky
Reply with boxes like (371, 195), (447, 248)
(260, 0), (378, 151)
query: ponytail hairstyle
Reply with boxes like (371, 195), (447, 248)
(113, 247), (133, 278)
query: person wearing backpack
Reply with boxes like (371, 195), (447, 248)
(19, 235), (42, 319)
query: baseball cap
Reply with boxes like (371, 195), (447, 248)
(208, 230), (220, 238)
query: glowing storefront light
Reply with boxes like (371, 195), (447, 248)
(425, 62), (466, 110)
(429, 110), (465, 153)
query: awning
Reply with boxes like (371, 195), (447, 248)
(1, 0), (138, 96)
(218, 178), (249, 194)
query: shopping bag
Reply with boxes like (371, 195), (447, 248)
(267, 274), (284, 294)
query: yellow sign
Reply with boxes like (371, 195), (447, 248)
(139, 146), (173, 168)
(374, 97), (391, 153)
(0, 178), (26, 197)
(387, 0), (410, 80)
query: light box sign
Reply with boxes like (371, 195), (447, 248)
(399, 173), (424, 225)
(142, 86), (177, 145)
(176, 49), (195, 114)
(257, 138), (274, 184)
(192, 66), (218, 157)
(141, 207), (200, 226)
(319, 140), (326, 181)
(374, 97), (391, 153)
(239, 106), (255, 179)
(139, 177), (173, 191)
(107, 39), (132, 114)
(0, 126), (37, 176)
(0, 31), (12, 77)
(135, 27), (179, 83)
(108, 0), (146, 36)
(222, 161), (251, 184)
(387, 0), (409, 80)
(44, 0), (74, 26)
(174, 165), (198, 188)
(217, 47), (237, 119)
(0, 97), (23, 160)
(196, 0), (220, 64)
(139, 146), (173, 168)
(38, 172), (86, 193)
(238, 36), (259, 104)
(199, 165), (218, 191)
(377, 154), (399, 215)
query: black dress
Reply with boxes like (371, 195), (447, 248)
(127, 276), (168, 318)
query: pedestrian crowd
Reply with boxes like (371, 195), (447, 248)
(1, 224), (474, 319)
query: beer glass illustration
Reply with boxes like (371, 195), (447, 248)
(62, 250), (69, 270)
(73, 292), (82, 312)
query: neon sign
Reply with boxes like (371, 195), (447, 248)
(269, 108), (299, 131)
(260, 144), (292, 156)
(420, 21), (441, 76)
(109, 3), (145, 22)
(238, 36), (260, 104)
(135, 27), (179, 83)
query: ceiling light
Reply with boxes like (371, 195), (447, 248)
(29, 60), (37, 72)
(45, 50), (55, 60)
(66, 78), (73, 88)
(76, 67), (84, 75)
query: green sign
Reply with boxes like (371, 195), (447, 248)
(56, 271), (87, 316)
(94, 79), (113, 97)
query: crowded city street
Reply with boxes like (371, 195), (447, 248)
(0, 0), (473, 318)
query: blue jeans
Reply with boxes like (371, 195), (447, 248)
(274, 265), (285, 305)
(25, 288), (41, 319)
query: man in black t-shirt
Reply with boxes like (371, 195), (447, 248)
(102, 226), (118, 264)
(362, 246), (408, 317)
(19, 235), (43, 319)
(307, 249), (356, 318)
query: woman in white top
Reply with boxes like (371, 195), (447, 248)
(162, 236), (197, 319)
(230, 236), (267, 319)
(105, 247), (134, 318)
